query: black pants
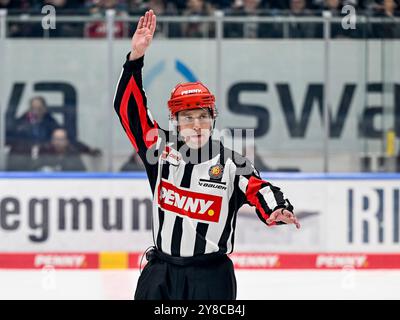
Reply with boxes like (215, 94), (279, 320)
(134, 252), (237, 300)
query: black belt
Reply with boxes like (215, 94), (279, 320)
(146, 247), (226, 267)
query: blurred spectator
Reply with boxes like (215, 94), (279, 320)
(2, 0), (37, 37)
(171, 0), (192, 11)
(325, 0), (342, 14)
(4, 0), (86, 37)
(41, 0), (86, 11)
(0, 0), (10, 8)
(182, 0), (215, 37)
(85, 0), (128, 38)
(120, 151), (145, 171)
(287, 0), (316, 38)
(313, 0), (362, 38)
(208, 0), (235, 9)
(139, 0), (181, 37)
(6, 96), (101, 171)
(40, 0), (86, 37)
(0, 0), (28, 9)
(311, 0), (326, 9)
(311, 0), (360, 9)
(127, 0), (145, 13)
(224, 0), (278, 38)
(5, 96), (59, 171)
(323, 0), (347, 38)
(34, 128), (87, 171)
(143, 0), (170, 14)
(0, 0), (398, 40)
(372, 0), (400, 38)
(291, 0), (309, 14)
(7, 97), (58, 147)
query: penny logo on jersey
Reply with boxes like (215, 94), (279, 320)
(158, 179), (222, 222)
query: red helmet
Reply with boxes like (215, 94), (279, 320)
(167, 82), (217, 118)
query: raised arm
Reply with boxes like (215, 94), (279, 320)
(129, 10), (156, 61)
(114, 10), (159, 159)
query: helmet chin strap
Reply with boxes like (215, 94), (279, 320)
(211, 118), (216, 137)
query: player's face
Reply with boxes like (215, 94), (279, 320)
(177, 108), (212, 149)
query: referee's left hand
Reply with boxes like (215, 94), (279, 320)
(266, 208), (301, 229)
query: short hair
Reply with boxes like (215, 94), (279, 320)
(29, 96), (47, 109)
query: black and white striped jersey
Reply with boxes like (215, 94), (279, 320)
(114, 55), (293, 257)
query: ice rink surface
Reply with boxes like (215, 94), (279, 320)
(0, 269), (399, 300)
